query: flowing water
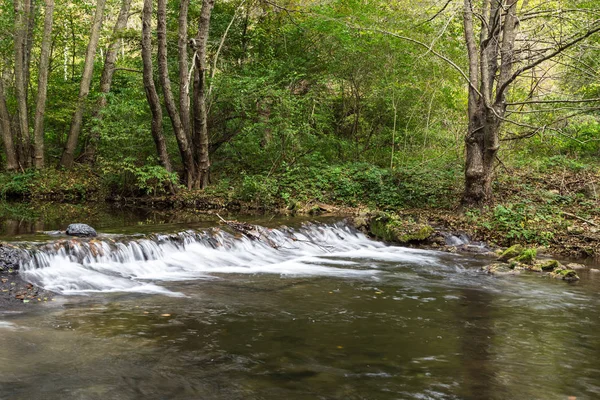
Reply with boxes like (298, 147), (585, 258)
(0, 210), (599, 400)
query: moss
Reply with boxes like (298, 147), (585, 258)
(539, 259), (561, 271)
(550, 267), (580, 282)
(497, 245), (524, 262)
(514, 248), (537, 265)
(369, 212), (434, 244)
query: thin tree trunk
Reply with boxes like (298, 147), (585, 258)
(14, 0), (30, 168)
(158, 0), (195, 188)
(0, 80), (18, 171)
(83, 0), (132, 164)
(24, 0), (35, 100)
(32, 0), (55, 169)
(178, 0), (191, 136)
(141, 0), (172, 173)
(192, 0), (215, 189)
(60, 0), (107, 168)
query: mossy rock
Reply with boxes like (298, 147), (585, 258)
(513, 248), (537, 265)
(482, 263), (520, 276)
(538, 259), (561, 271)
(550, 267), (580, 282)
(497, 245), (524, 262)
(513, 261), (541, 272)
(369, 212), (434, 244)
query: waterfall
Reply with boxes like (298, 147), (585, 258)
(18, 222), (442, 296)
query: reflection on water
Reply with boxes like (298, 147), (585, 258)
(1, 216), (600, 399)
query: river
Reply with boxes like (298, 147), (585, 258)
(0, 207), (598, 399)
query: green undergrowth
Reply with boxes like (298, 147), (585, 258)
(205, 162), (462, 210)
(0, 166), (106, 201)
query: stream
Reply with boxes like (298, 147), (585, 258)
(0, 207), (599, 399)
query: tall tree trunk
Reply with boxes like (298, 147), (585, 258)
(13, 0), (30, 168)
(83, 0), (132, 164)
(461, 0), (518, 206)
(141, 0), (172, 173)
(178, 0), (191, 137)
(60, 0), (107, 168)
(32, 0), (55, 169)
(157, 0), (195, 188)
(0, 80), (18, 171)
(192, 0), (215, 189)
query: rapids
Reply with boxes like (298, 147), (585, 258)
(20, 222), (448, 296)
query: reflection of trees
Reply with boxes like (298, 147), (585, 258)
(459, 288), (496, 400)
(2, 219), (44, 236)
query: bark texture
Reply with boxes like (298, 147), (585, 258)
(60, 0), (107, 168)
(32, 0), (55, 169)
(0, 80), (18, 171)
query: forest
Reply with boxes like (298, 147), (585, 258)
(0, 0), (600, 255)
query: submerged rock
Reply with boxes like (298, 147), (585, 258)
(482, 263), (520, 276)
(565, 263), (586, 270)
(66, 223), (97, 237)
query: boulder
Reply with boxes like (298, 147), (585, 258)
(65, 223), (97, 237)
(0, 243), (29, 271)
(549, 267), (580, 282)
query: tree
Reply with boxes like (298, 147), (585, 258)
(141, 0), (172, 173)
(60, 0), (107, 168)
(82, 0), (132, 164)
(32, 0), (55, 169)
(157, 0), (195, 188)
(13, 0), (32, 167)
(0, 79), (18, 171)
(192, 0), (215, 189)
(460, 0), (600, 205)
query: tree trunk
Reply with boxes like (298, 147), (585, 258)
(178, 0), (191, 137)
(463, 102), (499, 205)
(60, 0), (107, 168)
(32, 0), (55, 169)
(192, 0), (215, 189)
(461, 0), (518, 206)
(0, 80), (18, 171)
(13, 0), (30, 168)
(83, 0), (132, 164)
(157, 0), (195, 188)
(141, 0), (172, 173)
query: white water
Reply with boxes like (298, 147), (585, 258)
(20, 222), (445, 296)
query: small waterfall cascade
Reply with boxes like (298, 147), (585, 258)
(17, 222), (441, 296)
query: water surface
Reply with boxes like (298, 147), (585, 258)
(0, 212), (598, 400)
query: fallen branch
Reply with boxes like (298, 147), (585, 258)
(561, 211), (599, 227)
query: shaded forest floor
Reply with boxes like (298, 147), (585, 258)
(0, 156), (598, 259)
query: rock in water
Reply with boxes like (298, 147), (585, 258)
(66, 223), (97, 237)
(0, 244), (28, 271)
